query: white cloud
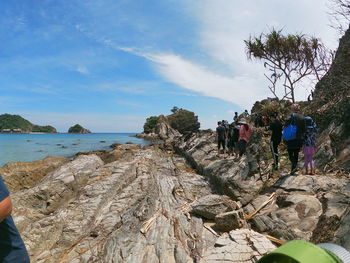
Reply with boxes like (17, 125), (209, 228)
(77, 65), (89, 74)
(112, 0), (339, 110)
(144, 53), (267, 108)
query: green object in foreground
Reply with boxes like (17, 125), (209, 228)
(257, 240), (342, 263)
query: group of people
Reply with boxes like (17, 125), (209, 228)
(281, 103), (317, 175)
(217, 103), (317, 175)
(216, 111), (253, 159)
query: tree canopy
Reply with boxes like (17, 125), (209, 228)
(143, 116), (160, 134)
(168, 109), (200, 134)
(245, 29), (333, 102)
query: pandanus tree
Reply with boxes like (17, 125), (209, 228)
(245, 29), (333, 102)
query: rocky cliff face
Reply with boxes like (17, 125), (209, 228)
(308, 28), (350, 171)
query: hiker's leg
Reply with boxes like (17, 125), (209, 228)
(310, 148), (315, 174)
(304, 153), (311, 174)
(270, 141), (276, 165)
(274, 142), (279, 166)
(294, 149), (300, 170)
(239, 140), (247, 156)
(287, 149), (294, 169)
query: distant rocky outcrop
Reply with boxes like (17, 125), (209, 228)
(135, 115), (181, 142)
(0, 114), (57, 133)
(307, 28), (350, 171)
(68, 124), (91, 134)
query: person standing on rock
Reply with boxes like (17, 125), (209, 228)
(268, 113), (282, 170)
(284, 103), (306, 175)
(216, 121), (227, 156)
(237, 118), (253, 157)
(0, 176), (30, 262)
(303, 117), (317, 175)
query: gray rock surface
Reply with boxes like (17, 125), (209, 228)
(202, 229), (276, 263)
(214, 209), (247, 232)
(174, 128), (350, 249)
(191, 194), (239, 220)
(10, 144), (276, 263)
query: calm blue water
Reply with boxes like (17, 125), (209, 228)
(0, 133), (149, 168)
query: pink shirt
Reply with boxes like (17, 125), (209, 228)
(239, 124), (253, 142)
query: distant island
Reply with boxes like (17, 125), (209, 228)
(0, 114), (57, 133)
(68, 124), (91, 134)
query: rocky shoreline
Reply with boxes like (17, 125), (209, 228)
(1, 122), (349, 262)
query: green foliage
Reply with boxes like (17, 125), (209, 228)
(171, 106), (183, 114)
(32, 125), (57, 133)
(68, 124), (87, 133)
(245, 29), (332, 102)
(0, 114), (57, 133)
(168, 109), (200, 134)
(143, 116), (160, 134)
(0, 114), (33, 131)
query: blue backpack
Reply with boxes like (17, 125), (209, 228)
(282, 114), (297, 141)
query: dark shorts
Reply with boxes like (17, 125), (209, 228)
(238, 140), (247, 155)
(218, 139), (226, 149)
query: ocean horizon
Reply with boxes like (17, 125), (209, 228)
(0, 133), (150, 168)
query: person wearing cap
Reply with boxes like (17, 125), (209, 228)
(237, 118), (252, 157)
(0, 176), (30, 262)
(284, 103), (306, 175)
(268, 113), (282, 170)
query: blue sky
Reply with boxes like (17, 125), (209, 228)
(0, 0), (339, 132)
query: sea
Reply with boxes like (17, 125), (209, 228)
(0, 133), (150, 168)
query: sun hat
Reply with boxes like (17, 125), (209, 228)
(238, 118), (247, 124)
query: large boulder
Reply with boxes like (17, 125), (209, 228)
(191, 194), (239, 220)
(155, 115), (181, 140)
(215, 209), (248, 231)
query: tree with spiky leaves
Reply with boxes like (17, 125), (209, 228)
(245, 29), (333, 103)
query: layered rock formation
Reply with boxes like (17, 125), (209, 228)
(8, 144), (276, 262)
(173, 129), (350, 250)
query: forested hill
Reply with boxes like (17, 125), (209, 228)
(0, 114), (57, 133)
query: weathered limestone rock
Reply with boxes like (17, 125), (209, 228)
(174, 126), (350, 249)
(202, 229), (276, 263)
(156, 115), (181, 141)
(215, 209), (247, 231)
(0, 156), (69, 191)
(175, 129), (271, 205)
(11, 146), (236, 262)
(191, 194), (239, 220)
